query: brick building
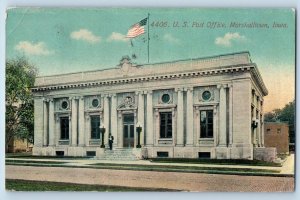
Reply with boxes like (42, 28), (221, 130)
(264, 122), (289, 154)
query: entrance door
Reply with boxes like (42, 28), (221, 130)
(123, 114), (134, 148)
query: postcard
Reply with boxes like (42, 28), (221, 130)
(5, 8), (295, 192)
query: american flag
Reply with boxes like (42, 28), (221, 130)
(126, 18), (148, 38)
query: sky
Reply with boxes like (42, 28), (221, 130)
(6, 8), (295, 112)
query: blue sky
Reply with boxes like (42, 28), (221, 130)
(6, 8), (295, 111)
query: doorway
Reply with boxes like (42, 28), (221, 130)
(123, 114), (134, 148)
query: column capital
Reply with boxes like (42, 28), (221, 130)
(217, 84), (227, 89)
(70, 96), (79, 100)
(187, 87), (194, 92)
(175, 87), (183, 92)
(111, 93), (117, 98)
(145, 90), (153, 95)
(43, 97), (49, 102)
(103, 94), (110, 98)
(79, 96), (85, 100)
(135, 91), (143, 95)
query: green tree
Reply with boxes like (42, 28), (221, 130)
(264, 100), (295, 143)
(5, 57), (37, 152)
(279, 100), (295, 144)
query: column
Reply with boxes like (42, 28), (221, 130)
(48, 99), (55, 146)
(218, 85), (227, 147)
(43, 99), (48, 146)
(104, 94), (110, 146)
(33, 97), (44, 148)
(261, 102), (265, 147)
(228, 84), (233, 147)
(111, 94), (118, 146)
(137, 91), (145, 146)
(71, 97), (78, 146)
(146, 91), (153, 146)
(176, 88), (184, 146)
(84, 114), (90, 146)
(257, 111), (261, 147)
(260, 99), (264, 147)
(78, 97), (85, 146)
(186, 87), (194, 146)
(117, 111), (123, 148)
(55, 114), (60, 146)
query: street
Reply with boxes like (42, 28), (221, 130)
(6, 165), (294, 192)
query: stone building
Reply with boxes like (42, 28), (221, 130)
(32, 51), (269, 159)
(264, 122), (289, 154)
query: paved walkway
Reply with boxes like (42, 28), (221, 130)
(280, 154), (295, 174)
(5, 153), (295, 175)
(6, 165), (294, 192)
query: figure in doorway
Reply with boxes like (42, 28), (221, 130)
(109, 134), (114, 150)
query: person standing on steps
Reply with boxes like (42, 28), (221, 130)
(109, 134), (114, 150)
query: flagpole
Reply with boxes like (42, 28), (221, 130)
(147, 13), (150, 63)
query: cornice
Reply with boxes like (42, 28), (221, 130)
(250, 64), (268, 96)
(32, 64), (254, 92)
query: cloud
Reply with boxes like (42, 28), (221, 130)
(163, 33), (180, 44)
(15, 41), (54, 55)
(70, 29), (101, 43)
(107, 32), (129, 42)
(215, 32), (246, 47)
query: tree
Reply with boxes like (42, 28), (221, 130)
(5, 57), (37, 152)
(264, 100), (295, 143)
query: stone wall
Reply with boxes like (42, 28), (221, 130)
(253, 147), (276, 162)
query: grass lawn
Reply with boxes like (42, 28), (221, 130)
(6, 179), (178, 192)
(89, 163), (280, 174)
(6, 160), (66, 164)
(6, 159), (282, 176)
(6, 153), (92, 160)
(150, 158), (282, 167)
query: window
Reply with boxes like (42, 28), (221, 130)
(56, 151), (64, 156)
(277, 128), (281, 134)
(202, 91), (211, 101)
(91, 115), (100, 139)
(60, 117), (69, 140)
(198, 152), (211, 158)
(61, 101), (69, 109)
(157, 152), (169, 157)
(160, 112), (172, 138)
(200, 110), (213, 138)
(92, 99), (99, 108)
(161, 93), (170, 103)
(86, 151), (96, 157)
(267, 128), (271, 133)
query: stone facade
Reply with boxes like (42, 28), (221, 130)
(32, 51), (268, 159)
(264, 122), (289, 154)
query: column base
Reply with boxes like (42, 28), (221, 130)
(215, 147), (230, 159)
(185, 144), (194, 147)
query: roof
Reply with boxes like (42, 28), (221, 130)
(33, 51), (268, 95)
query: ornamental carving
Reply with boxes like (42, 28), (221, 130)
(118, 93), (136, 109)
(198, 87), (215, 102)
(158, 90), (173, 104)
(56, 98), (70, 111)
(87, 95), (101, 109)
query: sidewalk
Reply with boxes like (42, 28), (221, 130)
(5, 153), (295, 176)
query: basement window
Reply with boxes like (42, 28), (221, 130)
(86, 151), (96, 157)
(157, 152), (169, 158)
(198, 152), (211, 159)
(56, 151), (64, 156)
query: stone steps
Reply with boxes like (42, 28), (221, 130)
(97, 148), (138, 161)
